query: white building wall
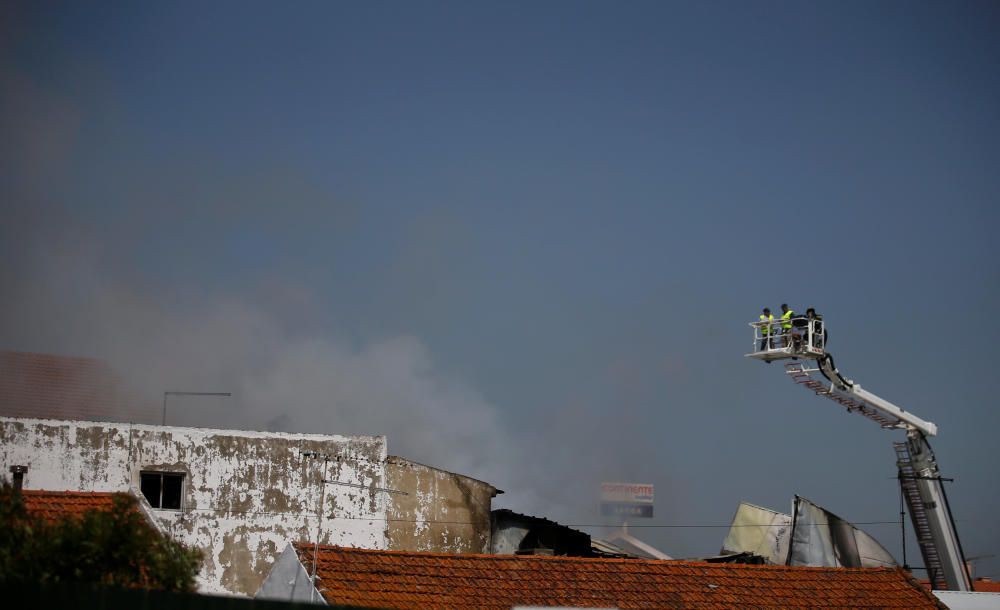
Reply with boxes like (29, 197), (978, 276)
(0, 416), (388, 596)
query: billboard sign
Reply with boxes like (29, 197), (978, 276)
(600, 482), (654, 519)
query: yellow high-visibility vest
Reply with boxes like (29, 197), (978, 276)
(781, 309), (794, 329)
(759, 314), (774, 335)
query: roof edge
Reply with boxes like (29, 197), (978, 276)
(0, 415), (387, 445)
(289, 543), (910, 572)
(386, 455), (502, 495)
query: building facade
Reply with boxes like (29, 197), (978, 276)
(1, 416), (497, 596)
(385, 456), (498, 554)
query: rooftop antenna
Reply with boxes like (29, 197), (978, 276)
(161, 391), (231, 426)
(301, 451), (406, 603)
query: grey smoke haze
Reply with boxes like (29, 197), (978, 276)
(1, 248), (525, 505)
(0, 22), (654, 529)
(2, 243), (665, 532)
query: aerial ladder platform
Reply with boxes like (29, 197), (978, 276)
(747, 314), (971, 591)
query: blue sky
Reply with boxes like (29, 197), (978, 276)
(2, 1), (999, 576)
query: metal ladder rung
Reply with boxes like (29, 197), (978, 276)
(895, 442), (947, 589)
(785, 364), (906, 427)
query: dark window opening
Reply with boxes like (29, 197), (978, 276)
(140, 471), (184, 510)
(9, 465), (27, 492)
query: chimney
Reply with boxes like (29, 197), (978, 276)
(9, 465), (27, 492)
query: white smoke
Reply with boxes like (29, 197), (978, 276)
(1, 249), (524, 497)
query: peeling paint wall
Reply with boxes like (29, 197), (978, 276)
(0, 416), (388, 597)
(384, 456), (496, 554)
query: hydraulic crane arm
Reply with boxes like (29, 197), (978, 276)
(783, 357), (968, 591)
(748, 317), (970, 591)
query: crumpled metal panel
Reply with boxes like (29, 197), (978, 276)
(788, 495), (897, 568)
(720, 502), (792, 564)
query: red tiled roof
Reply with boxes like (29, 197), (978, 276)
(293, 544), (944, 609)
(21, 490), (127, 521)
(974, 580), (1000, 593)
(919, 578), (1000, 593)
(0, 350), (145, 422)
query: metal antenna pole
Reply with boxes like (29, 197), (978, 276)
(311, 456), (329, 604)
(899, 475), (907, 569)
(162, 391), (231, 426)
(300, 450), (406, 603)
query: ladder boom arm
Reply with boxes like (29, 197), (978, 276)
(783, 352), (967, 591)
(816, 355), (938, 436)
(851, 385), (937, 437)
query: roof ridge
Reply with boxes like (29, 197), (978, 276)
(290, 543), (899, 572)
(901, 568), (950, 608)
(21, 489), (123, 497)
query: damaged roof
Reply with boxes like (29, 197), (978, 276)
(293, 543), (944, 609)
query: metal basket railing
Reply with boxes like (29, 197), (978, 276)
(749, 316), (825, 355)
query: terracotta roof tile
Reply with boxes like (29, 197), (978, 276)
(21, 490), (128, 521)
(292, 544), (944, 609)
